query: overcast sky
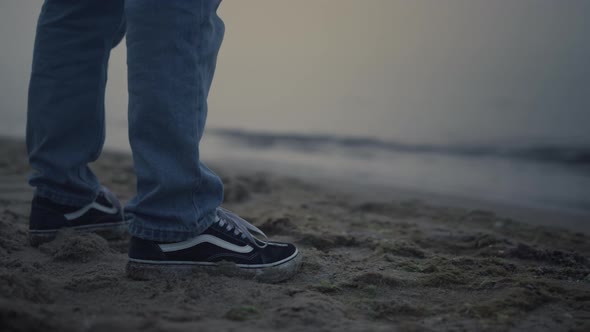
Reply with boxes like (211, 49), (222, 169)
(1, 0), (589, 147)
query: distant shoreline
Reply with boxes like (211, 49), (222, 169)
(210, 128), (590, 168)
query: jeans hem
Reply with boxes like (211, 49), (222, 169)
(128, 211), (217, 242)
(34, 186), (98, 207)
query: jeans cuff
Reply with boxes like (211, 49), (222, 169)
(128, 210), (217, 242)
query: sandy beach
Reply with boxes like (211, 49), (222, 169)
(0, 136), (589, 331)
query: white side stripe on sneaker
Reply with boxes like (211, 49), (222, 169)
(158, 234), (254, 254)
(63, 201), (118, 220)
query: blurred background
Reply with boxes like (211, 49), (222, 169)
(0, 0), (589, 218)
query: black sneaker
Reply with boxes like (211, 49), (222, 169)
(126, 207), (301, 283)
(28, 186), (129, 246)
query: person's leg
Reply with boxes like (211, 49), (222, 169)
(124, 1), (301, 282)
(124, 0), (225, 242)
(26, 0), (129, 245)
(27, 0), (125, 206)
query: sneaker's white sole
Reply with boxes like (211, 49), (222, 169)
(29, 220), (129, 246)
(126, 250), (302, 283)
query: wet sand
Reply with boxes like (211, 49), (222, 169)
(0, 137), (589, 331)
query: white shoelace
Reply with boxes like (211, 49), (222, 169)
(216, 207), (268, 249)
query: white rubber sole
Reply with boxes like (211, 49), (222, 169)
(126, 250), (302, 283)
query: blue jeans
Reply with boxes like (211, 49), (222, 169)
(26, 0), (225, 242)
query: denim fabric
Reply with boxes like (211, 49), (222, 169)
(26, 0), (225, 242)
